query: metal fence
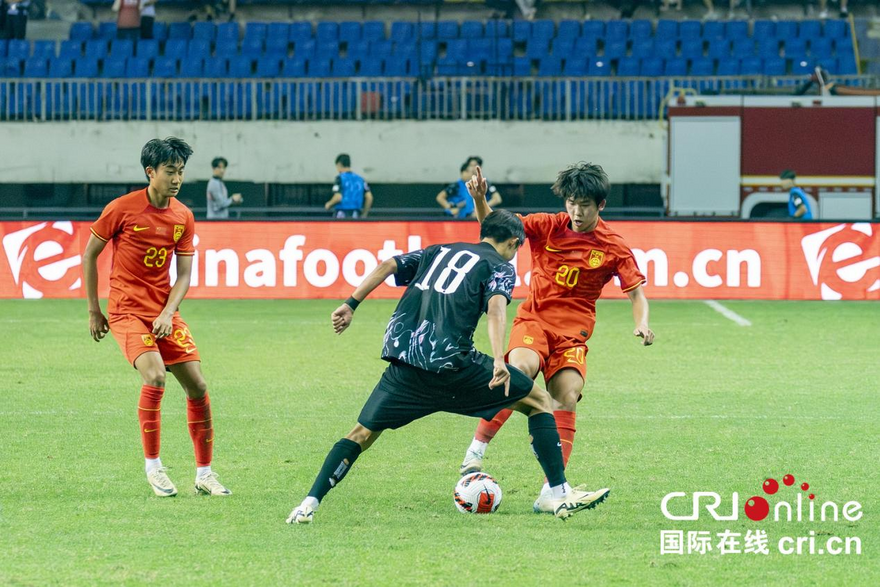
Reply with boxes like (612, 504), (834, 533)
(1, 75), (878, 122)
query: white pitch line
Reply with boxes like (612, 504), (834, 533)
(704, 300), (752, 327)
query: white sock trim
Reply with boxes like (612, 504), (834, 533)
(196, 466), (212, 479)
(303, 496), (319, 510)
(145, 458), (162, 474)
(467, 439), (488, 456)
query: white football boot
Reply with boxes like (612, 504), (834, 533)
(146, 467), (178, 497)
(549, 486), (611, 519)
(195, 471), (232, 496)
(286, 505), (315, 525)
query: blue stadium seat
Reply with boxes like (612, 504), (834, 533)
(603, 40), (627, 60)
(391, 22), (414, 42)
(33, 41), (56, 59)
(703, 20), (724, 40)
(254, 57), (280, 77)
(102, 57), (125, 78)
(655, 39), (677, 60)
(708, 39), (731, 59)
(59, 40), (81, 60)
(485, 21), (509, 38)
(363, 21), (385, 42)
(246, 23), (269, 42)
(640, 57), (663, 76)
(512, 21), (530, 42)
(242, 38), (264, 59)
(69, 22), (93, 42)
(679, 21), (701, 40)
(168, 23), (192, 41)
(512, 56), (531, 76)
(716, 59), (740, 75)
(419, 41), (438, 64)
(193, 22), (216, 42)
(84, 40), (108, 60)
(631, 38), (654, 59)
(753, 21), (775, 39)
(617, 57), (639, 76)
(740, 56), (762, 75)
(359, 59), (383, 76)
(318, 41), (340, 58)
(690, 58), (715, 76)
(587, 58), (610, 76)
(187, 40), (211, 61)
(0, 57), (22, 76)
(7, 40), (28, 60)
(445, 39), (467, 62)
(163, 39), (187, 61)
(629, 20), (652, 39)
(205, 57), (228, 77)
(461, 21), (484, 39)
(217, 22), (240, 43)
(110, 40), (134, 59)
(776, 21), (798, 40)
(282, 57), (307, 77)
(783, 38), (807, 59)
(814, 57), (837, 74)
(136, 40), (158, 61)
(551, 38), (574, 59)
(98, 22), (117, 40)
(838, 57), (857, 75)
(437, 21), (459, 40)
(605, 20), (628, 42)
(215, 39), (238, 59)
(266, 37), (290, 58)
(763, 57), (786, 75)
(229, 56), (253, 77)
(525, 38), (550, 59)
(126, 56), (149, 77)
(538, 57), (562, 76)
(153, 57), (178, 77)
(152, 22), (168, 42)
(419, 22), (437, 40)
(531, 20), (555, 41)
(725, 21), (749, 39)
(799, 20), (823, 40)
(757, 39), (780, 58)
(557, 20), (581, 40)
(308, 58), (331, 77)
(0, 40), (8, 58)
(331, 57), (356, 77)
(346, 40), (368, 60)
(340, 22), (362, 43)
(834, 37), (854, 53)
(790, 59), (813, 75)
(824, 20), (847, 40)
(23, 57), (47, 77)
(370, 40), (392, 59)
(74, 58), (98, 77)
(48, 58), (73, 77)
(665, 58), (688, 76)
(385, 56), (412, 76)
(180, 58), (204, 77)
(563, 57), (588, 76)
(656, 20), (678, 39)
(290, 22), (312, 42)
(294, 39), (316, 59)
(680, 39), (704, 59)
(574, 37), (599, 57)
(732, 38), (754, 58)
(582, 21), (604, 39)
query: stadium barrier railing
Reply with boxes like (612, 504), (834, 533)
(1, 75), (877, 122)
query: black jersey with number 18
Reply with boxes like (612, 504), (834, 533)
(381, 242), (517, 373)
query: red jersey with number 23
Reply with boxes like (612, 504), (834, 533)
(517, 212), (645, 340)
(90, 189), (195, 317)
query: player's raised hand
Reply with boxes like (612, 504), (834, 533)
(331, 304), (354, 335)
(466, 166), (488, 201)
(152, 312), (173, 339)
(634, 324), (655, 346)
(489, 358), (511, 396)
(89, 310), (109, 342)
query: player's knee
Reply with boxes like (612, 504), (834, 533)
(345, 424), (377, 449)
(525, 385), (552, 414)
(553, 387), (580, 411)
(185, 379), (208, 399)
(142, 371), (166, 388)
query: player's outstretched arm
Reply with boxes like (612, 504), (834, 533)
(485, 295), (511, 396)
(331, 258), (398, 335)
(152, 255), (194, 339)
(83, 235), (110, 342)
(627, 286), (655, 346)
(466, 166), (493, 224)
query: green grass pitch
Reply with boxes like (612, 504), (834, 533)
(0, 299), (877, 585)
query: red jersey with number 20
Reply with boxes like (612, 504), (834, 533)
(90, 189), (195, 317)
(517, 212), (645, 340)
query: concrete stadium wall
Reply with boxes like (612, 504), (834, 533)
(0, 121), (665, 184)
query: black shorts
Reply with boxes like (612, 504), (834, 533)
(357, 354), (534, 431)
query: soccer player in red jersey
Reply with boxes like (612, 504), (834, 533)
(82, 137), (231, 498)
(459, 163), (654, 513)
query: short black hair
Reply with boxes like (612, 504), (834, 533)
(336, 153), (351, 167)
(780, 169), (796, 180)
(552, 162), (609, 206)
(467, 156), (483, 167)
(212, 157), (228, 169)
(141, 137), (193, 174)
(480, 209), (525, 248)
(460, 161), (470, 173)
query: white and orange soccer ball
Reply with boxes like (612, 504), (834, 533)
(454, 473), (502, 514)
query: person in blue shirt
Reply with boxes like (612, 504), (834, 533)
(436, 160), (502, 219)
(780, 169), (813, 220)
(325, 154), (373, 219)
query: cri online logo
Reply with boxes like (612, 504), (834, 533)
(801, 223), (880, 300)
(2, 222), (82, 298)
(662, 474), (863, 523)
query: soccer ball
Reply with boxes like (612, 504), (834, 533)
(454, 473), (502, 514)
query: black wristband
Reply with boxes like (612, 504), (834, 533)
(345, 296), (361, 311)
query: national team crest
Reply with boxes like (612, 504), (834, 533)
(173, 224), (185, 242)
(588, 249), (605, 268)
(142, 334), (155, 346)
(523, 335), (534, 344)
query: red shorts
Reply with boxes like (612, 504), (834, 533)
(109, 313), (200, 367)
(506, 317), (588, 382)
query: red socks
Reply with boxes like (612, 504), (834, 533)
(553, 410), (577, 467)
(475, 408), (514, 443)
(187, 394), (213, 468)
(138, 385), (165, 459)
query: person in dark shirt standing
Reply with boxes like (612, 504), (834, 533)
(324, 153), (373, 219)
(286, 210), (610, 525)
